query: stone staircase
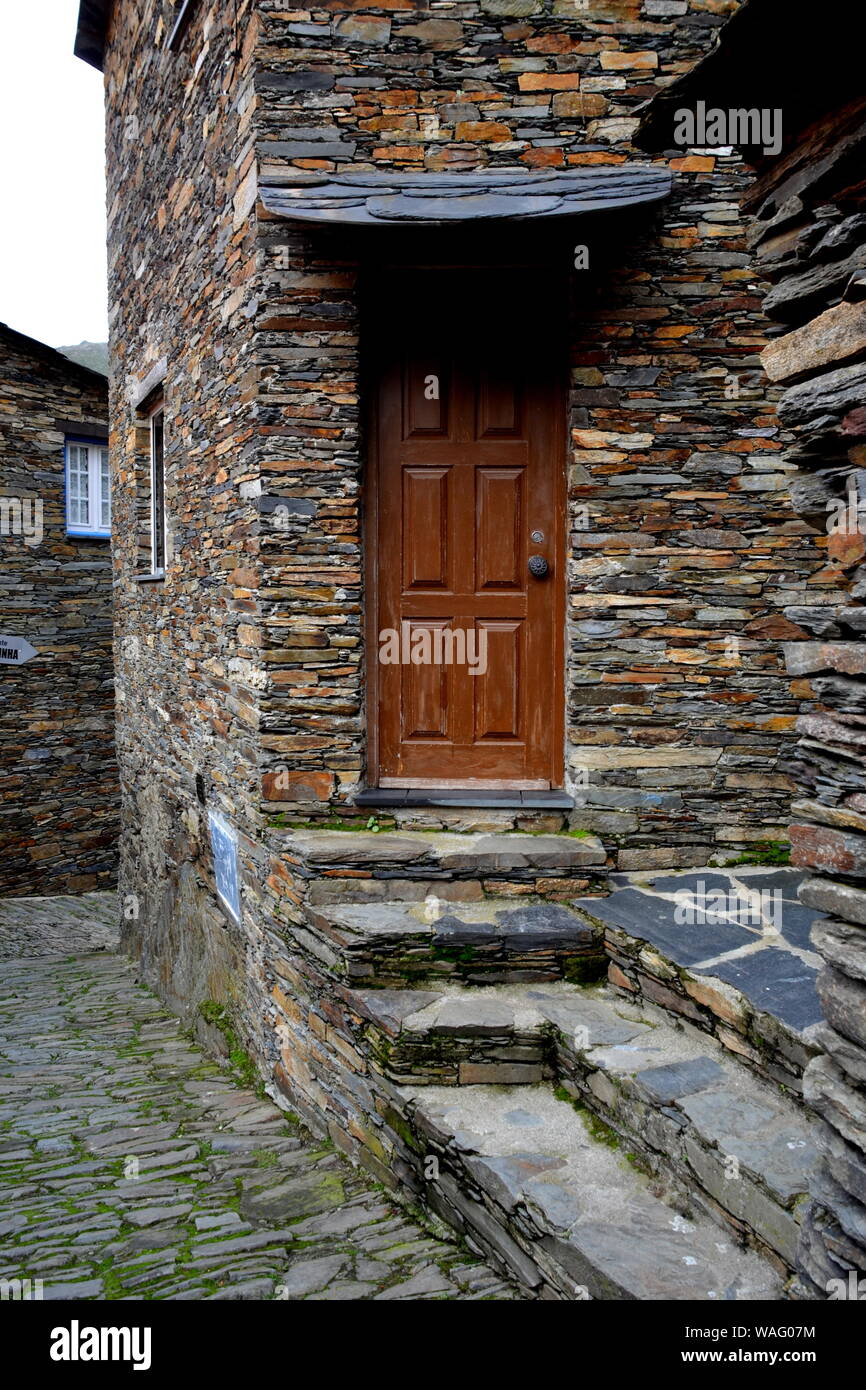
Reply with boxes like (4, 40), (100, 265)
(347, 981), (815, 1273)
(281, 828), (821, 1299)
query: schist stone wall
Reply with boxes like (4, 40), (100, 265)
(252, 0), (825, 868)
(746, 98), (866, 1294)
(0, 324), (117, 895)
(105, 0), (262, 1013)
(102, 0), (827, 1173)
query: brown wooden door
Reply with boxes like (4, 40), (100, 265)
(367, 269), (565, 789)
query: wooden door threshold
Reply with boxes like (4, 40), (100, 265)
(355, 787), (574, 810)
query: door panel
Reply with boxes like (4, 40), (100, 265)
(402, 621), (451, 741)
(475, 620), (523, 742)
(476, 467), (524, 591)
(369, 269), (564, 788)
(402, 467), (450, 590)
(477, 365), (522, 438)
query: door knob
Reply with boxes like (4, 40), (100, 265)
(528, 554), (549, 578)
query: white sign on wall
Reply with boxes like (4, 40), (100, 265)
(208, 809), (241, 924)
(0, 636), (37, 665)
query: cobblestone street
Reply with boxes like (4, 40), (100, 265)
(0, 895), (517, 1301)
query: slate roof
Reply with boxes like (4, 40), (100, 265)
(0, 321), (108, 386)
(259, 166), (672, 228)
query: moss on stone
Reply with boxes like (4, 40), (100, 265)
(197, 999), (265, 1097)
(562, 953), (607, 985)
(383, 1105), (424, 1154)
(731, 840), (791, 866)
(431, 943), (477, 966)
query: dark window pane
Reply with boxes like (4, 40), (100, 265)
(152, 411), (165, 571)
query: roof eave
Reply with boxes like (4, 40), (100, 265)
(74, 0), (112, 72)
(0, 322), (108, 385)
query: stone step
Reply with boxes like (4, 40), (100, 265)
(302, 898), (606, 987)
(395, 1083), (784, 1299)
(283, 829), (607, 904)
(349, 980), (816, 1270)
(351, 983), (552, 1087)
(573, 867), (825, 1092)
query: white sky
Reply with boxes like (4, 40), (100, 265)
(0, 0), (108, 347)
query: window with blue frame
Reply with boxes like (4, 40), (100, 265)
(65, 437), (111, 538)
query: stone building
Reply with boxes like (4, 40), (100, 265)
(78, 0), (863, 1297)
(639, 0), (866, 1304)
(0, 321), (119, 896)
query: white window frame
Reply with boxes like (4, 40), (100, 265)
(149, 405), (167, 576)
(65, 437), (111, 538)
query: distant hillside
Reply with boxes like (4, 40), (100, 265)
(58, 341), (109, 375)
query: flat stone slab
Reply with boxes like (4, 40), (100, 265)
(352, 983), (548, 1040)
(313, 898), (597, 944)
(577, 866), (825, 1047)
(287, 829), (605, 875)
(261, 165), (672, 228)
(403, 1085), (782, 1300)
(697, 951), (822, 1032)
(581, 888), (756, 963)
(633, 1056), (727, 1104)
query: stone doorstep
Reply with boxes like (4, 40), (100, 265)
(303, 898), (606, 987)
(282, 828), (607, 878)
(396, 1084), (784, 1301)
(354, 788), (574, 811)
(347, 980), (816, 1271)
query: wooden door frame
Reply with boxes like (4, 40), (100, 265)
(361, 261), (568, 793)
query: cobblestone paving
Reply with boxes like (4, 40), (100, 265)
(0, 898), (518, 1301)
(0, 893), (119, 961)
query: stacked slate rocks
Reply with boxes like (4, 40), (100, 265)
(752, 107), (866, 1295)
(0, 325), (118, 896)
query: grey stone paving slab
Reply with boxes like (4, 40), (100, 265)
(288, 828), (605, 873)
(580, 867), (825, 1041)
(0, 901), (519, 1302)
(633, 1056), (727, 1104)
(696, 950), (823, 1031)
(776, 902), (824, 951)
(577, 888), (755, 962)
